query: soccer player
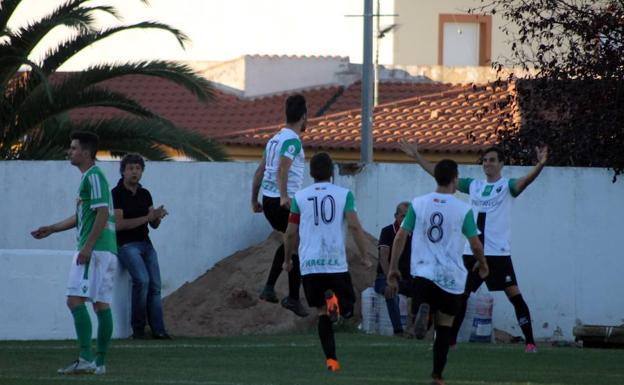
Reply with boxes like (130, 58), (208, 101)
(387, 159), (488, 385)
(251, 94), (308, 317)
(283, 152), (372, 372)
(400, 140), (548, 352)
(31, 131), (117, 375)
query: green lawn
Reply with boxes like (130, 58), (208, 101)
(0, 333), (622, 385)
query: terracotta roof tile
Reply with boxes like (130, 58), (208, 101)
(218, 83), (513, 154)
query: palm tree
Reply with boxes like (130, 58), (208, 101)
(0, 0), (227, 160)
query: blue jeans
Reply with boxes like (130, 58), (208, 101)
(117, 241), (166, 335)
(374, 274), (403, 333)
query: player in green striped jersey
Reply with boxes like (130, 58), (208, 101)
(32, 132), (117, 375)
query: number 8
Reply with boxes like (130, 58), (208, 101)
(427, 212), (444, 243)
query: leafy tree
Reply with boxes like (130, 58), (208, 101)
(0, 0), (227, 160)
(472, 0), (623, 180)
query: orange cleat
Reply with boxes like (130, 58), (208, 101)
(326, 358), (341, 372)
(324, 290), (340, 322)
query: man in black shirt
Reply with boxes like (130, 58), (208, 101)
(375, 202), (412, 335)
(112, 154), (169, 339)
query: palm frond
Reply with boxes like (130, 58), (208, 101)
(54, 61), (214, 101)
(68, 117), (228, 161)
(0, 0), (22, 38)
(12, 86), (157, 138)
(39, 21), (190, 76)
(0, 55), (52, 102)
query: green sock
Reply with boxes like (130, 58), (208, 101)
(95, 308), (113, 366)
(71, 304), (93, 361)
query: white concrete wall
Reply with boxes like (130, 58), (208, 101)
(1, 161), (623, 340)
(244, 55), (354, 97)
(0, 249), (132, 340)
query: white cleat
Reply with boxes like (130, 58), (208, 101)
(95, 365), (106, 375)
(57, 357), (96, 375)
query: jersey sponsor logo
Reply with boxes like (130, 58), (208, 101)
(304, 258), (341, 267)
(433, 198), (447, 203)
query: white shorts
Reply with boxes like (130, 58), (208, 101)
(66, 250), (117, 304)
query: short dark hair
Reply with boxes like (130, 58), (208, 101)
(395, 201), (409, 215)
(285, 94), (307, 123)
(310, 152), (333, 181)
(434, 159), (459, 186)
(120, 153), (145, 175)
(70, 131), (99, 159)
(481, 146), (505, 163)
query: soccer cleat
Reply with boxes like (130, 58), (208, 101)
(281, 297), (309, 317)
(326, 358), (341, 372)
(57, 357), (96, 375)
(324, 290), (340, 322)
(430, 378), (446, 385)
(94, 365), (106, 375)
(525, 343), (538, 353)
(259, 286), (279, 303)
(413, 303), (430, 340)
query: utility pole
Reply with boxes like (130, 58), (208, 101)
(347, 1), (397, 164)
(361, 0), (374, 164)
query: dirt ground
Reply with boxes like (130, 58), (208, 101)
(163, 231), (379, 337)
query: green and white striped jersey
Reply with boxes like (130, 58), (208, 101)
(76, 166), (117, 254)
(261, 128), (304, 198)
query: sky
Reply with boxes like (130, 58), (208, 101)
(10, 0), (396, 70)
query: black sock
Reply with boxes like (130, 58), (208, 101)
(433, 325), (452, 379)
(449, 294), (469, 345)
(265, 244), (285, 287)
(288, 254), (301, 300)
(509, 294), (534, 344)
(318, 315), (336, 360)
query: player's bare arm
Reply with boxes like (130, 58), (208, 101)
(250, 158), (266, 213)
(386, 228), (408, 297)
(378, 245), (390, 275)
(278, 156), (293, 208)
(468, 236), (489, 279)
(398, 139), (435, 176)
(513, 145), (549, 195)
(282, 222), (299, 272)
(77, 207), (109, 265)
(345, 211), (373, 269)
(31, 215), (77, 239)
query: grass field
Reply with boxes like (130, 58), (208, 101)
(0, 332), (622, 385)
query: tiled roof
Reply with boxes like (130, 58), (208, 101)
(324, 81), (455, 114)
(217, 83), (514, 154)
(67, 74), (460, 139)
(67, 75), (342, 137)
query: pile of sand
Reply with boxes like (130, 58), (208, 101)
(163, 231), (379, 337)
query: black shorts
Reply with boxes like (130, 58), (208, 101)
(262, 195), (289, 233)
(411, 276), (461, 316)
(302, 272), (356, 318)
(463, 255), (518, 292)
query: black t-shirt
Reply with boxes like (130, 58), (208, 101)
(112, 179), (153, 246)
(377, 223), (412, 280)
